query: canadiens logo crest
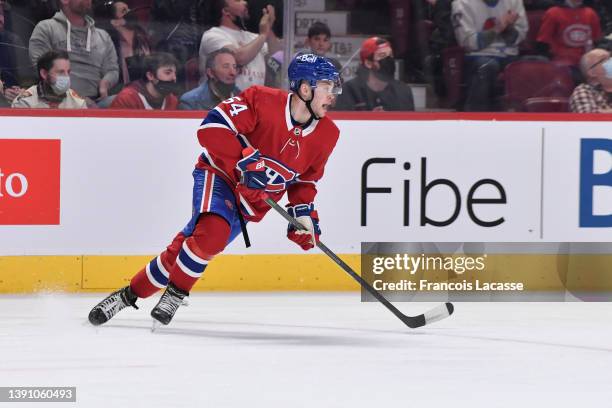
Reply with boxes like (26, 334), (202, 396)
(262, 157), (297, 192)
(562, 24), (591, 47)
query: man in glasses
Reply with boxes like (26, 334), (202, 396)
(570, 48), (612, 112)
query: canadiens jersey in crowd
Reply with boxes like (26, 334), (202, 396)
(196, 85), (340, 221)
(537, 5), (602, 66)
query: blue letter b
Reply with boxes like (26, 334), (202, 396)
(580, 138), (612, 228)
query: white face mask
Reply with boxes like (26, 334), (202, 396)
(50, 75), (70, 95)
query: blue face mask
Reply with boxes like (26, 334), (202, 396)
(602, 59), (612, 79)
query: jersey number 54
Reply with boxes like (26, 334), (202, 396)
(222, 96), (248, 117)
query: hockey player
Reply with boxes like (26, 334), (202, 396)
(88, 53), (342, 327)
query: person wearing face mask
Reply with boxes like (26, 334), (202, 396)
(179, 48), (241, 110)
(536, 0), (601, 69)
(199, 0), (282, 91)
(110, 52), (179, 109)
(452, 0), (528, 111)
(570, 48), (612, 112)
(106, 1), (151, 85)
(335, 37), (414, 111)
(12, 50), (87, 109)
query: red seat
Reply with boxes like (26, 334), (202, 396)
(523, 97), (570, 112)
(519, 10), (546, 55)
(503, 60), (574, 111)
(441, 45), (465, 109)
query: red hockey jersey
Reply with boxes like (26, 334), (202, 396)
(536, 6), (601, 66)
(195, 85), (340, 221)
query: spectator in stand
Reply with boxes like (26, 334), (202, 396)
(29, 0), (119, 104)
(570, 48), (612, 112)
(335, 37), (414, 111)
(0, 4), (33, 96)
(536, 0), (601, 70)
(110, 52), (179, 110)
(106, 1), (151, 86)
(262, 22), (340, 92)
(179, 48), (240, 110)
(302, 22), (342, 71)
(452, 0), (528, 111)
(199, 0), (281, 91)
(12, 50), (87, 109)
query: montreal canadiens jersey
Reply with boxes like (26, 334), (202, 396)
(195, 85), (340, 221)
(536, 6), (601, 66)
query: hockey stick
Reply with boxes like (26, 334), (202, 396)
(265, 198), (454, 328)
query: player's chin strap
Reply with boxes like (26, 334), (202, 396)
(295, 88), (320, 121)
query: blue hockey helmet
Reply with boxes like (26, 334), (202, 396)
(288, 53), (342, 95)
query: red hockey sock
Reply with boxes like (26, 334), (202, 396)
(130, 232), (187, 298)
(169, 214), (230, 292)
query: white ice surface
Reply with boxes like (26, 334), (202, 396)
(1, 293), (611, 407)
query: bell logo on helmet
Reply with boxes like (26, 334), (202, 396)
(297, 54), (318, 63)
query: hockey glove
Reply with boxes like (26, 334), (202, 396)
(236, 147), (267, 189)
(287, 203), (321, 251)
(236, 147), (269, 214)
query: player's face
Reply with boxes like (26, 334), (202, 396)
(310, 80), (337, 117)
(307, 34), (331, 56)
(211, 53), (238, 85)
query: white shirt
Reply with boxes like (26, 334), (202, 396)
(199, 26), (268, 91)
(452, 0), (528, 57)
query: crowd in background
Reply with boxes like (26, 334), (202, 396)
(0, 0), (612, 112)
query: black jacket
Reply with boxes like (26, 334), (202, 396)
(335, 72), (415, 111)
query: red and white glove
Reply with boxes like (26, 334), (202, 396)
(287, 203), (321, 251)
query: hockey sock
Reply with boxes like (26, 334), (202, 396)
(130, 232), (186, 298)
(168, 214), (230, 292)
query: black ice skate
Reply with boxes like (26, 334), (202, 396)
(150, 282), (189, 326)
(88, 286), (139, 326)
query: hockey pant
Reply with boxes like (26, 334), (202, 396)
(130, 169), (245, 297)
